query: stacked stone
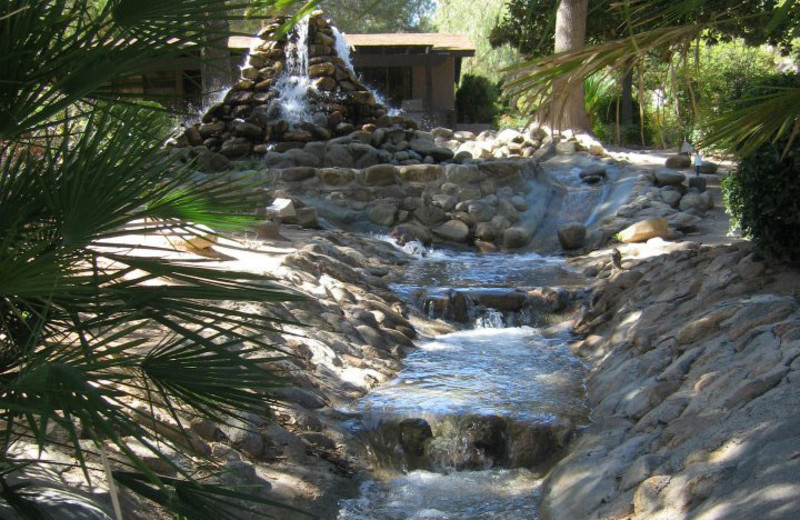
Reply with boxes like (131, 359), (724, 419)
(176, 12), (416, 159)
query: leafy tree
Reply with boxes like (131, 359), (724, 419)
(504, 0), (800, 151)
(318, 0), (435, 33)
(432, 0), (522, 83)
(455, 75), (501, 124)
(1, 0), (314, 518)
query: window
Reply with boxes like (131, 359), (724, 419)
(356, 67), (412, 107)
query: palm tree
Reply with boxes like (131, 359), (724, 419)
(1, 1), (319, 518)
(503, 0), (800, 155)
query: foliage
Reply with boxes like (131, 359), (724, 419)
(455, 75), (502, 124)
(1, 1), (311, 518)
(317, 0), (435, 32)
(489, 0), (625, 57)
(503, 0), (800, 154)
(242, 0), (435, 33)
(432, 0), (521, 82)
(722, 133), (800, 258)
(721, 73), (800, 258)
(583, 74), (651, 145)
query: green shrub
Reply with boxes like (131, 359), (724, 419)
(456, 74), (501, 124)
(723, 135), (800, 258)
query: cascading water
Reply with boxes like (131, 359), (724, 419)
(331, 27), (404, 117)
(331, 27), (354, 70)
(338, 247), (590, 519)
(275, 15), (313, 126)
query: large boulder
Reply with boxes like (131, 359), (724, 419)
(557, 223), (587, 250)
(655, 169), (686, 187)
(399, 164), (443, 182)
(414, 206), (447, 226)
(399, 418), (433, 456)
(618, 218), (670, 243)
(432, 220), (470, 243)
(679, 191), (714, 213)
(503, 226), (532, 249)
(665, 154), (692, 169)
(369, 203), (398, 227)
(363, 164), (398, 186)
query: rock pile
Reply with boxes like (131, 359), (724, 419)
(597, 168), (715, 243)
(255, 159), (555, 250)
(171, 12), (419, 159)
(545, 241), (800, 520)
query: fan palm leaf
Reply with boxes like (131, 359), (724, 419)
(1, 1), (320, 518)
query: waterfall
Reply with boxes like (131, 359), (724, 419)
(331, 27), (354, 71)
(275, 15), (313, 126)
(330, 26), (404, 117)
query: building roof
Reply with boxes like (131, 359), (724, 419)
(345, 33), (475, 53)
(227, 33), (475, 55)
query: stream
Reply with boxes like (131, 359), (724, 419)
(334, 159), (630, 519)
(337, 247), (591, 520)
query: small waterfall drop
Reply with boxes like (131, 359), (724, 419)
(330, 27), (403, 117)
(331, 27), (354, 70)
(275, 15), (313, 126)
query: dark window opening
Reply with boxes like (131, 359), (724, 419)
(356, 66), (412, 107)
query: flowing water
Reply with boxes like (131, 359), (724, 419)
(275, 15), (313, 126)
(337, 245), (591, 520)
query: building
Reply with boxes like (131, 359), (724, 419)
(336, 33), (475, 126)
(131, 32), (475, 126)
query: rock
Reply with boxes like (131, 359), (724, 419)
(219, 416), (263, 458)
(618, 218), (670, 243)
(557, 222), (587, 250)
(579, 164), (607, 180)
(475, 222), (497, 241)
(432, 127), (455, 139)
(324, 144), (356, 167)
(234, 122), (263, 140)
(665, 154), (692, 169)
(555, 141), (577, 155)
(296, 207), (319, 228)
(319, 167), (355, 185)
(194, 151), (231, 172)
(369, 203), (398, 227)
(414, 206), (446, 226)
(697, 160), (718, 174)
(399, 164), (443, 182)
(432, 193), (458, 212)
(220, 138), (253, 158)
(392, 223), (433, 245)
(280, 167), (316, 182)
(688, 175), (707, 191)
(445, 164), (485, 183)
(399, 418), (433, 456)
(479, 161), (521, 180)
(468, 201), (496, 222)
(461, 415), (508, 467)
(660, 189), (682, 208)
(266, 198), (296, 221)
(533, 142), (556, 161)
(364, 164), (398, 186)
(503, 227), (531, 249)
(679, 192), (713, 213)
(475, 290), (528, 311)
(475, 240), (499, 253)
(271, 387), (327, 409)
(655, 169), (686, 187)
(432, 220), (470, 243)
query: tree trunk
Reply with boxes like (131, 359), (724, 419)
(551, 0), (590, 133)
(620, 67), (634, 126)
(201, 18), (234, 108)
